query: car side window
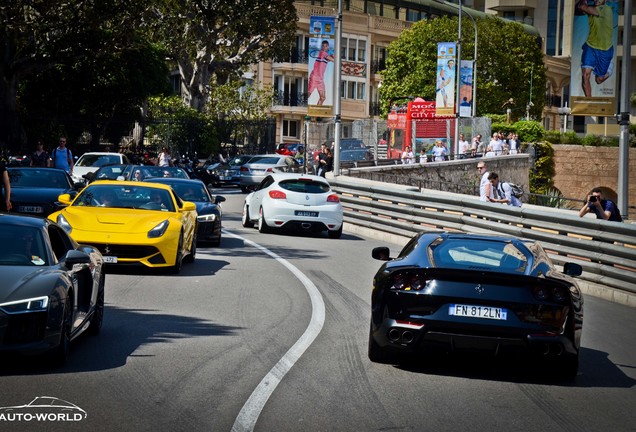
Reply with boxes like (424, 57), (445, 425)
(48, 225), (73, 262)
(256, 176), (274, 191)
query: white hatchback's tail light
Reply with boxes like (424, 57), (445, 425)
(269, 190), (286, 199)
(327, 194), (340, 203)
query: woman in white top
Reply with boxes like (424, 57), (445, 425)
(158, 147), (172, 167)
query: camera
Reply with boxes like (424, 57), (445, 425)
(589, 196), (598, 203)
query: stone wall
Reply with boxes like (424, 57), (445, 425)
(345, 155), (531, 196)
(552, 145), (636, 214)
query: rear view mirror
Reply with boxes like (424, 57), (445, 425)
(563, 262), (582, 276)
(372, 247), (391, 261)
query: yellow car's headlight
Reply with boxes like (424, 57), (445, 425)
(148, 220), (169, 238)
(0, 296), (49, 314)
(57, 214), (72, 234)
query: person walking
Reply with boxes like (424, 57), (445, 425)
(477, 161), (491, 202)
(31, 140), (50, 167)
(1, 161), (11, 212)
(158, 147), (172, 167)
(49, 136), (74, 174)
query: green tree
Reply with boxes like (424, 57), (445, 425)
(144, 0), (297, 112)
(1, 0), (165, 151)
(207, 81), (275, 154)
(147, 96), (217, 158)
(381, 16), (546, 118)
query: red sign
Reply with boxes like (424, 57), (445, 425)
(387, 112), (407, 129)
(407, 100), (454, 119)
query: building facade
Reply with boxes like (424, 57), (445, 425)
(251, 0), (634, 150)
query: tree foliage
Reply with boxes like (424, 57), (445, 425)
(207, 81), (275, 155)
(1, 0), (168, 150)
(147, 96), (217, 158)
(144, 0), (297, 112)
(381, 16), (546, 118)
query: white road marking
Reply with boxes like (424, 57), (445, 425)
(227, 230), (326, 432)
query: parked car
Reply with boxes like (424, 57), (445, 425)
(242, 173), (343, 238)
(331, 138), (374, 162)
(8, 167), (83, 216)
(239, 154), (300, 193)
(368, 232), (584, 380)
(71, 152), (130, 184)
(145, 177), (225, 246)
(275, 142), (301, 156)
(49, 181), (197, 273)
(0, 214), (105, 364)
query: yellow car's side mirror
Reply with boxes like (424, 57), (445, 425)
(181, 201), (196, 212)
(58, 194), (72, 206)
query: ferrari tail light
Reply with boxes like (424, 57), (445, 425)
(327, 194), (340, 203)
(531, 284), (570, 304)
(269, 190), (286, 199)
(390, 271), (427, 291)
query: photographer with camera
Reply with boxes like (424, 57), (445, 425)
(579, 188), (622, 222)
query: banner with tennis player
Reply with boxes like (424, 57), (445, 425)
(308, 16), (336, 117)
(435, 42), (456, 117)
(570, 0), (619, 116)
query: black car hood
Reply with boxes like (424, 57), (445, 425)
(11, 187), (71, 202)
(0, 266), (60, 304)
(195, 202), (220, 215)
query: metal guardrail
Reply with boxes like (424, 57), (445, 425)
(329, 176), (636, 297)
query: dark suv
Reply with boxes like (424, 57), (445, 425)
(329, 139), (374, 161)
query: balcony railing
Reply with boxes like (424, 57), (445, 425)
(273, 91), (309, 107)
(370, 59), (386, 74)
(273, 48), (309, 64)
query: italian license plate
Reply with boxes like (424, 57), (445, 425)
(449, 304), (507, 320)
(18, 206), (43, 213)
(103, 256), (118, 263)
(295, 211), (318, 217)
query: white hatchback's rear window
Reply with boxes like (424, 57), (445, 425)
(278, 179), (330, 194)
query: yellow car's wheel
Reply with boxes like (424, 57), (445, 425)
(169, 234), (183, 274)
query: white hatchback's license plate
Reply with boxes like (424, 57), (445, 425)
(18, 206), (43, 213)
(103, 256), (118, 263)
(449, 304), (507, 320)
(295, 211), (318, 217)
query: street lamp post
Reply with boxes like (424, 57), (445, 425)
(557, 103), (571, 134)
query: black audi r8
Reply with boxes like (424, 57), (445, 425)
(0, 214), (105, 365)
(369, 232), (584, 379)
(144, 177), (225, 246)
(8, 167), (83, 216)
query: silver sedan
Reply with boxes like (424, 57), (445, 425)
(239, 154), (300, 193)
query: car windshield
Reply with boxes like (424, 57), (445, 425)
(172, 183), (209, 202)
(278, 179), (331, 194)
(76, 154), (121, 167)
(8, 169), (69, 189)
(429, 238), (528, 273)
(229, 156), (252, 166)
(130, 166), (189, 179)
(72, 184), (175, 212)
(0, 225), (48, 266)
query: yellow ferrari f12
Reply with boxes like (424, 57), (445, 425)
(49, 181), (197, 273)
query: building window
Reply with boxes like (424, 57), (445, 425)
(341, 36), (367, 62)
(283, 120), (299, 138)
(340, 80), (366, 100)
(406, 9), (420, 22)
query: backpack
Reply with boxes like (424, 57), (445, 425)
(505, 182), (524, 199)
